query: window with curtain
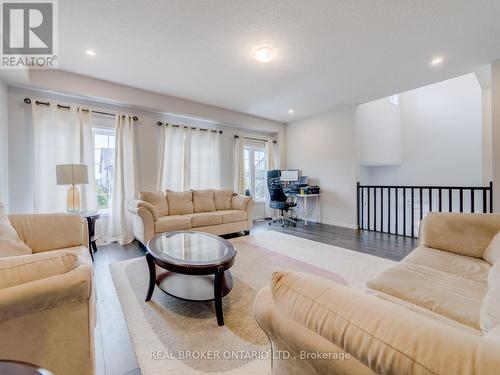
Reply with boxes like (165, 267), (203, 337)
(93, 128), (116, 212)
(244, 143), (266, 201)
(157, 126), (222, 191)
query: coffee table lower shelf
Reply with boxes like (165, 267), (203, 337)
(145, 253), (233, 326)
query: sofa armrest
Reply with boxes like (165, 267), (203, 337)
(0, 264), (92, 322)
(127, 199), (158, 221)
(245, 198), (255, 220)
(127, 200), (155, 245)
(8, 214), (88, 253)
(268, 271), (500, 375)
(232, 195), (252, 211)
(419, 212), (500, 258)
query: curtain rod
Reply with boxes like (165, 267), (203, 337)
(234, 134), (277, 144)
(156, 121), (223, 134)
(23, 98), (139, 121)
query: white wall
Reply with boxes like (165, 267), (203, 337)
(366, 74), (483, 186)
(482, 87), (493, 185)
(356, 97), (401, 166)
(492, 61), (500, 211)
(7, 86), (279, 215)
(0, 80), (8, 210)
(286, 106), (358, 228)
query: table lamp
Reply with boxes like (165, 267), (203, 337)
(56, 164), (89, 213)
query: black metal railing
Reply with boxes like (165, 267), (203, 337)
(357, 182), (493, 238)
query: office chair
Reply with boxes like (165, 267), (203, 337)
(267, 170), (297, 227)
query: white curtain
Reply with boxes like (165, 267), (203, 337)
(233, 137), (245, 195)
(264, 140), (275, 217)
(190, 130), (221, 189)
(106, 115), (138, 244)
(33, 102), (96, 213)
(157, 126), (187, 190)
(157, 125), (221, 191)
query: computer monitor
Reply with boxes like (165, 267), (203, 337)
(280, 169), (299, 182)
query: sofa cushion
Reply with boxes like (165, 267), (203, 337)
(165, 191), (194, 215)
(0, 203), (32, 257)
(140, 191), (168, 217)
(404, 246), (491, 284)
(213, 190), (234, 210)
(419, 212), (500, 258)
(217, 210), (247, 224)
(192, 190), (216, 213)
(231, 195), (252, 211)
(367, 261), (487, 329)
(484, 231), (500, 265)
(271, 271), (500, 375)
(480, 261), (500, 332)
(8, 214), (85, 253)
(186, 212), (222, 227)
(0, 250), (80, 289)
(154, 215), (191, 233)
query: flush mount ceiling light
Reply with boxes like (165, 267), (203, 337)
(288, 109), (294, 114)
(252, 46), (276, 63)
(85, 49), (96, 57)
(430, 56), (444, 66)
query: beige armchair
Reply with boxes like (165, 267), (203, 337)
(254, 213), (500, 375)
(0, 213), (95, 375)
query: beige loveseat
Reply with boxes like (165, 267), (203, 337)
(254, 213), (500, 374)
(0, 210), (95, 375)
(128, 190), (255, 246)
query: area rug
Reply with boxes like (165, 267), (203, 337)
(109, 231), (394, 375)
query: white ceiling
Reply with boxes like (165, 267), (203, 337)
(56, 0), (500, 122)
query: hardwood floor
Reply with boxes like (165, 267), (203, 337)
(93, 220), (417, 375)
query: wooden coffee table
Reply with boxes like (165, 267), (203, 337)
(145, 231), (236, 326)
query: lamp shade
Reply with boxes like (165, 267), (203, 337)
(56, 164), (89, 185)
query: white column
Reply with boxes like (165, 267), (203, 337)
(491, 60), (500, 211)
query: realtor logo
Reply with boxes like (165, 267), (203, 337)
(1, 0), (58, 69)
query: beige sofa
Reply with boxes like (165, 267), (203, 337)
(0, 211), (95, 375)
(128, 189), (255, 246)
(254, 213), (500, 374)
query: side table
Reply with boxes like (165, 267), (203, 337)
(80, 211), (100, 261)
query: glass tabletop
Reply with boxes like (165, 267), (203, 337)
(147, 231), (235, 266)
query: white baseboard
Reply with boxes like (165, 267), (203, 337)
(314, 219), (358, 230)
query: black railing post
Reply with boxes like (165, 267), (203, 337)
(387, 188), (391, 234)
(411, 188), (415, 237)
(356, 182), (360, 229)
(490, 181), (493, 213)
(403, 188), (407, 236)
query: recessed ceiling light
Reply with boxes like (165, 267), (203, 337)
(85, 49), (96, 57)
(430, 56), (444, 66)
(252, 46), (276, 64)
(288, 109), (294, 114)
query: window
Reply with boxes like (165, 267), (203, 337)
(93, 127), (115, 213)
(244, 144), (266, 201)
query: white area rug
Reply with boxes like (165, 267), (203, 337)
(110, 231), (394, 375)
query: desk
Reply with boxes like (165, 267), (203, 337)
(294, 194), (320, 226)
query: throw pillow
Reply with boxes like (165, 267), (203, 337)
(192, 190), (216, 213)
(140, 191), (169, 217)
(213, 190), (234, 210)
(165, 191), (194, 215)
(484, 231), (500, 264)
(0, 202), (32, 257)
